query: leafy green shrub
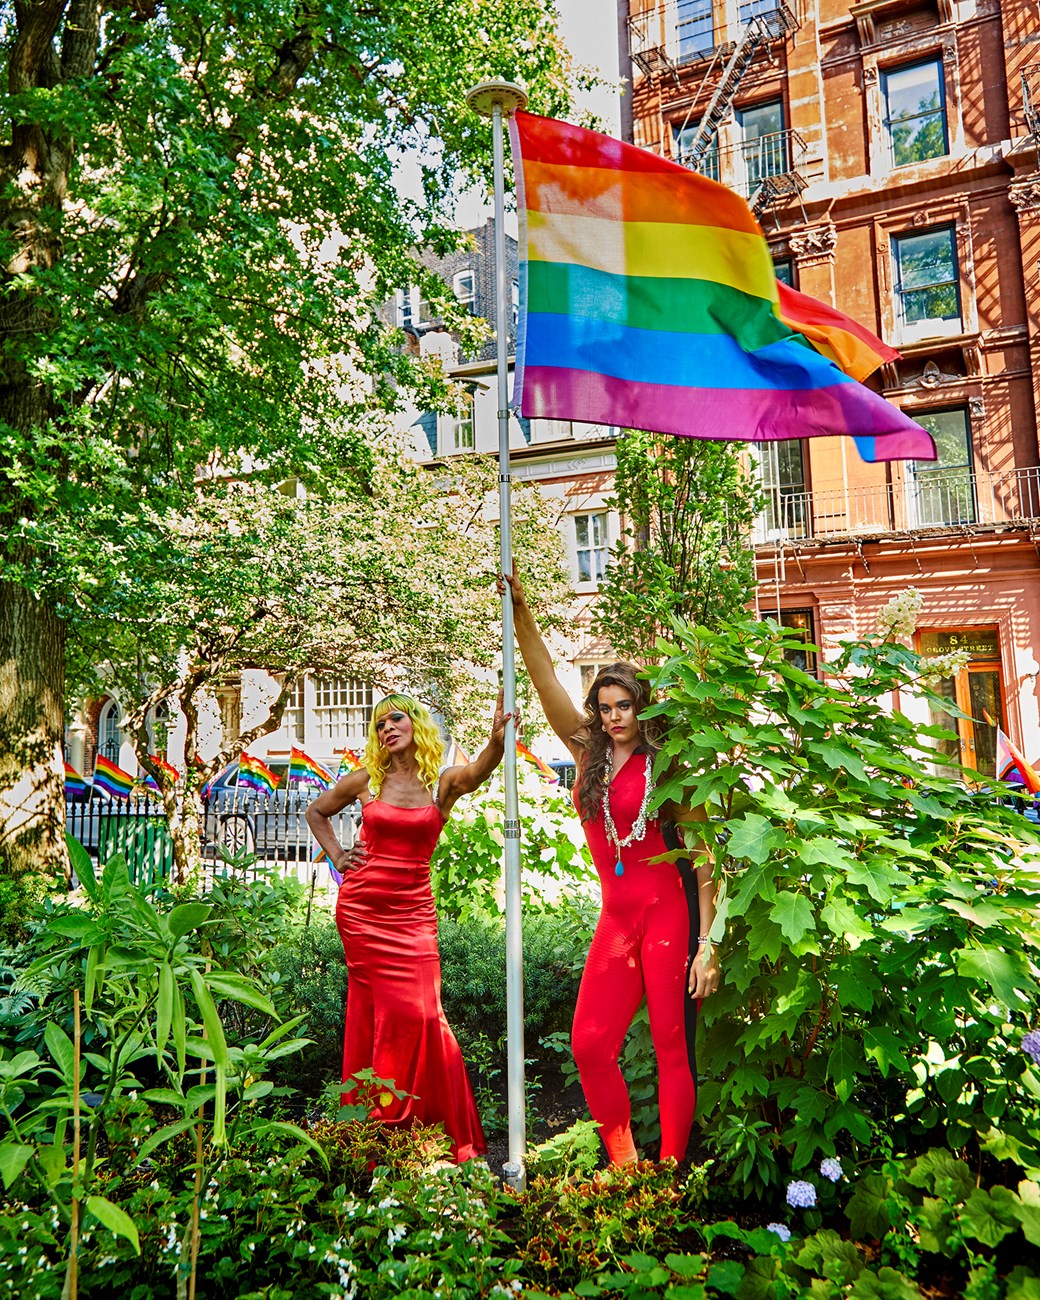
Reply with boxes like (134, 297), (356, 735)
(647, 618), (1040, 1196)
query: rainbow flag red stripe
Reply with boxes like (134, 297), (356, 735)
(93, 754), (135, 800)
(517, 740), (559, 784)
(64, 761), (89, 799)
(289, 746), (334, 790)
(238, 753), (279, 796)
(509, 111), (935, 465)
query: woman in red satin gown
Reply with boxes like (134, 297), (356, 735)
(306, 692), (511, 1163)
(499, 569), (721, 1165)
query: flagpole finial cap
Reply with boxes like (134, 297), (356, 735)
(465, 81), (528, 117)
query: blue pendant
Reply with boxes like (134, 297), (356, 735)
(615, 859), (624, 877)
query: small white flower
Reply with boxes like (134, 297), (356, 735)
(766, 1222), (792, 1242)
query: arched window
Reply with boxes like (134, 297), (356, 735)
(98, 698), (122, 762)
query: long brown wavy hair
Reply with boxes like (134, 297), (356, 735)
(575, 662), (662, 823)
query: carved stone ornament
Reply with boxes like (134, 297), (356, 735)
(1009, 179), (1040, 214)
(914, 359), (959, 388)
(789, 223), (837, 265)
(911, 209), (930, 226)
(862, 65), (879, 85)
(969, 396), (985, 419)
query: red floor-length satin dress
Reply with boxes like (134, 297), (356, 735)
(335, 797), (486, 1163)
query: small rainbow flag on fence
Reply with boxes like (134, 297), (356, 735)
(508, 111), (936, 465)
(93, 754), (135, 801)
(289, 746), (334, 791)
(142, 756), (180, 792)
(64, 762), (89, 799)
(238, 753), (280, 796)
(517, 740), (559, 783)
(337, 748), (363, 779)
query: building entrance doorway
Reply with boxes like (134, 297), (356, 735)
(918, 628), (1003, 779)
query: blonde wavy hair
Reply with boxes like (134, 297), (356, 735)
(363, 694), (445, 797)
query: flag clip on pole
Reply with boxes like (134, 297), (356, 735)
(465, 78), (528, 1192)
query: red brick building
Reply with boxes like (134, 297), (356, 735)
(620, 0), (1040, 776)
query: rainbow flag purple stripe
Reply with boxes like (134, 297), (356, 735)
(509, 111), (935, 464)
(64, 761), (89, 799)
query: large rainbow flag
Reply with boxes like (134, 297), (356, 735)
(93, 754), (135, 801)
(509, 111), (935, 464)
(289, 746), (334, 791)
(238, 753), (280, 797)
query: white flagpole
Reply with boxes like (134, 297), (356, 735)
(465, 78), (528, 1189)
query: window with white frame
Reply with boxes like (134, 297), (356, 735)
(573, 512), (610, 585)
(442, 393), (475, 453)
(394, 287), (420, 329)
(892, 225), (961, 337)
(280, 677), (306, 744)
(453, 269), (476, 314)
(313, 677), (374, 744)
(883, 58), (947, 168)
(98, 699), (122, 762)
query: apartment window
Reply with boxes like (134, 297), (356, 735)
(574, 512), (610, 585)
(453, 269), (476, 314)
(676, 0), (714, 59)
(909, 407), (975, 525)
(774, 258), (795, 287)
(883, 59), (947, 167)
(314, 677), (374, 744)
(737, 100), (787, 195)
(892, 225), (960, 335)
(444, 393), (475, 452)
(760, 608), (817, 674)
(394, 287), (420, 329)
(918, 628), (1003, 778)
(740, 0), (779, 23)
(674, 121), (719, 182)
(754, 441), (807, 538)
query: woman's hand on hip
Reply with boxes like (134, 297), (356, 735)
(336, 842), (368, 874)
(688, 948), (720, 999)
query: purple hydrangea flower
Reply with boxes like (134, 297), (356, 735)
(766, 1222), (792, 1242)
(786, 1180), (817, 1209)
(820, 1157), (843, 1182)
(1022, 1030), (1040, 1066)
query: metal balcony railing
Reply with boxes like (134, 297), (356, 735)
(750, 465), (1040, 546)
(680, 128), (807, 202)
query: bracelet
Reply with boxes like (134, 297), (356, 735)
(695, 935), (712, 946)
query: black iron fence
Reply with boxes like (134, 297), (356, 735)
(65, 789), (360, 895)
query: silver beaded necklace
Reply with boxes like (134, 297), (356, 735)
(602, 749), (654, 877)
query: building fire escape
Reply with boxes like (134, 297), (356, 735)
(628, 2), (804, 217)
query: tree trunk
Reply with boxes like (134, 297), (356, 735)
(0, 578), (68, 884)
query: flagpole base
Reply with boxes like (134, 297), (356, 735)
(465, 81), (528, 117)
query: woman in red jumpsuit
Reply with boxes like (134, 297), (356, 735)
(307, 692), (511, 1163)
(500, 570), (720, 1165)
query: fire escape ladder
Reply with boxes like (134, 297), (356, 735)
(683, 17), (768, 168)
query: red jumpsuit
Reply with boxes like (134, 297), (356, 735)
(572, 754), (700, 1163)
(335, 798), (486, 1163)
